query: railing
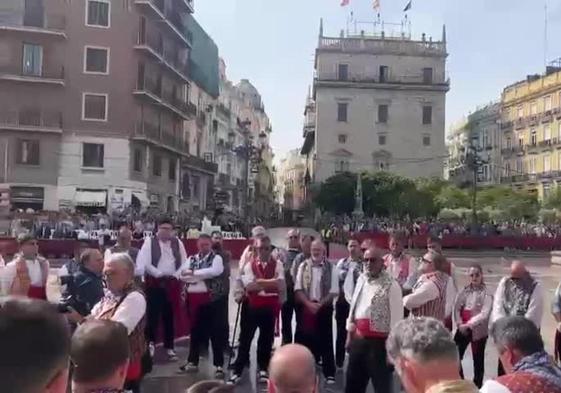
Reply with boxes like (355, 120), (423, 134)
(315, 71), (449, 86)
(1, 14), (66, 32)
(137, 74), (162, 97)
(0, 65), (65, 80)
(183, 154), (218, 174)
(137, 30), (163, 56)
(501, 121), (513, 131)
(162, 49), (189, 77)
(0, 109), (62, 130)
(134, 121), (188, 153)
(137, 72), (192, 118)
(514, 118), (526, 129)
(318, 36), (447, 57)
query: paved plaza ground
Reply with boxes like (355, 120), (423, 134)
(140, 248), (561, 393)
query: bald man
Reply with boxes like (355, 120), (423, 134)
(268, 344), (318, 393)
(491, 259), (544, 376)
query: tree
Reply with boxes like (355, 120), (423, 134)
(362, 172), (418, 217)
(313, 172), (356, 215)
(435, 185), (470, 209)
(476, 186), (539, 221)
(543, 187), (561, 209)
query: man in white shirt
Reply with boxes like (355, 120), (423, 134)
(136, 218), (187, 360)
(3, 233), (50, 299)
(335, 238), (362, 369)
(229, 236), (284, 385)
(345, 247), (403, 393)
(178, 234), (225, 377)
(294, 240), (339, 385)
(491, 260), (544, 376)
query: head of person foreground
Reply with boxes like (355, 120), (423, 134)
(386, 317), (478, 393)
(268, 344), (318, 393)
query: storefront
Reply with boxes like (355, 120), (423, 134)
(10, 186), (44, 211)
(74, 189), (107, 214)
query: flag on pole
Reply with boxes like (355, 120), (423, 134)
(373, 0), (380, 10)
(341, 0), (350, 6)
(403, 0), (412, 12)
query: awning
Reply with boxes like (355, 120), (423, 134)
(75, 190), (107, 207)
(10, 186), (44, 204)
(132, 191), (150, 208)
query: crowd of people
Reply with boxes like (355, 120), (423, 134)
(1, 218), (561, 393)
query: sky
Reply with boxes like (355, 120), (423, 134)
(194, 0), (561, 160)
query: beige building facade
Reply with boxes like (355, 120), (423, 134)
(305, 21), (449, 183)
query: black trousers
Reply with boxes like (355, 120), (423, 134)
(187, 299), (224, 367)
(145, 287), (174, 349)
(454, 330), (487, 388)
(281, 287), (295, 345)
(296, 305), (336, 378)
(233, 305), (276, 374)
(216, 295), (230, 350)
(335, 296), (350, 368)
(345, 337), (393, 393)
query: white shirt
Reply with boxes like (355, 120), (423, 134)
(347, 274), (403, 330)
(240, 258), (285, 296)
(295, 260), (339, 302)
(136, 237), (188, 278)
(179, 253), (224, 293)
(480, 380), (511, 393)
(91, 291), (146, 335)
(337, 259), (361, 304)
(3, 257), (49, 289)
(491, 276), (544, 328)
(403, 273), (456, 315)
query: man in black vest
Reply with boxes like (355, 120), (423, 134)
(137, 218), (187, 360)
(211, 230), (232, 353)
(281, 228), (301, 345)
(178, 234), (225, 377)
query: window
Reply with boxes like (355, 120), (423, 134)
(378, 134), (386, 145)
(517, 106), (524, 118)
(530, 102), (538, 115)
(338, 64), (349, 81)
(338, 134), (347, 144)
(544, 125), (552, 141)
(168, 158), (176, 181)
(86, 0), (110, 27)
(82, 143), (104, 168)
(379, 65), (389, 83)
(335, 160), (349, 173)
(529, 157), (536, 174)
(153, 154), (162, 176)
(531, 129), (537, 145)
(482, 165), (489, 181)
(337, 102), (348, 122)
(423, 134), (431, 146)
(506, 137), (512, 149)
(377, 104), (388, 123)
(422, 67), (433, 84)
(84, 46), (109, 74)
(24, 0), (44, 27)
(422, 105), (432, 125)
(516, 159), (523, 174)
(82, 93), (107, 121)
(133, 148), (143, 172)
(16, 139), (39, 165)
(544, 96), (552, 112)
(22, 43), (42, 76)
(544, 154), (551, 172)
(504, 162), (511, 176)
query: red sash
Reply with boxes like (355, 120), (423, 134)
(127, 359), (142, 381)
(460, 309), (472, 324)
(186, 292), (211, 328)
(355, 319), (389, 339)
(27, 285), (47, 300)
(247, 258), (280, 310)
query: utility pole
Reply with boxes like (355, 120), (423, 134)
(464, 141), (485, 227)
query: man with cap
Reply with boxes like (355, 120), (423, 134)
(3, 233), (50, 299)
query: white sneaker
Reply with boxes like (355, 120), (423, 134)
(148, 342), (155, 358)
(258, 370), (269, 383)
(178, 362), (198, 373)
(167, 349), (178, 361)
(326, 376), (336, 385)
(227, 373), (242, 385)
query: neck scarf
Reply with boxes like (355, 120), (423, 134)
(512, 351), (561, 387)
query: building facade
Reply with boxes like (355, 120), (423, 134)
(0, 0), (196, 213)
(277, 149), (307, 222)
(304, 20), (449, 183)
(501, 65), (561, 200)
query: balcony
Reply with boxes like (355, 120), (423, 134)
(527, 115), (539, 127)
(216, 103), (231, 119)
(315, 71), (450, 92)
(134, 73), (194, 120)
(541, 111), (553, 124)
(0, 109), (62, 133)
(196, 111), (206, 128)
(0, 65), (65, 85)
(501, 121), (513, 131)
(136, 31), (190, 82)
(514, 118), (526, 130)
(183, 154), (218, 175)
(133, 120), (188, 155)
(134, 0), (192, 47)
(0, 14), (66, 37)
(179, 0), (194, 13)
(538, 139), (554, 149)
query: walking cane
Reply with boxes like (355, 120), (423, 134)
(227, 300), (242, 370)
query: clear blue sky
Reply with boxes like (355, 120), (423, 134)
(194, 0), (561, 159)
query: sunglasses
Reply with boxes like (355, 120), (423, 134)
(364, 257), (381, 263)
(361, 248), (367, 252)
(288, 236), (299, 239)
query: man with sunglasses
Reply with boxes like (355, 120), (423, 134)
(403, 251), (454, 323)
(3, 233), (50, 299)
(335, 238), (362, 369)
(281, 229), (302, 345)
(230, 236), (284, 385)
(345, 247), (402, 393)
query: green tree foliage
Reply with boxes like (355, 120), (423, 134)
(435, 186), (471, 209)
(543, 187), (561, 209)
(313, 172), (355, 215)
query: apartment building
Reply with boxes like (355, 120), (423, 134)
(303, 20), (449, 183)
(0, 0), (195, 212)
(501, 64), (561, 200)
(277, 149), (307, 222)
